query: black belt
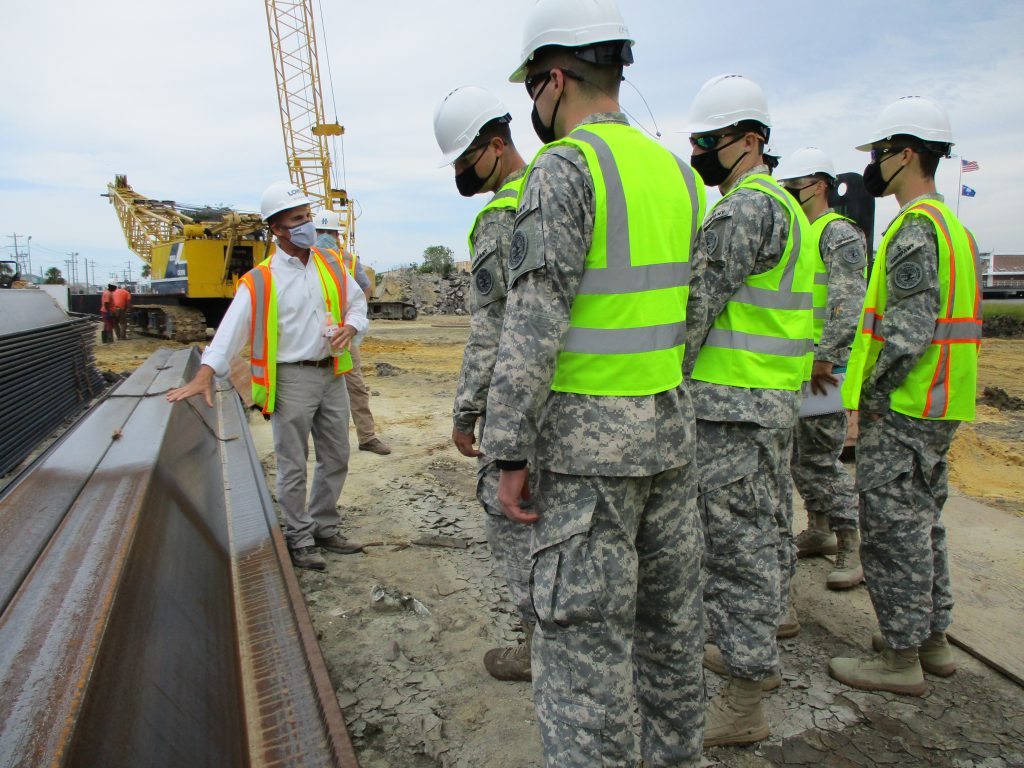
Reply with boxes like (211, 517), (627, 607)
(283, 358), (333, 368)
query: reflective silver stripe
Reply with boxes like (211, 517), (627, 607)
(673, 154), (701, 253)
(744, 177), (803, 292)
(491, 187), (519, 202)
(571, 128), (692, 296)
(579, 261), (692, 294)
(932, 320), (982, 342)
(704, 328), (811, 357)
(249, 268), (269, 377)
(251, 364), (266, 378)
(814, 308), (827, 320)
(915, 202), (957, 317)
(814, 273), (829, 285)
(732, 285), (812, 310)
(564, 321), (686, 354)
(926, 345), (950, 418)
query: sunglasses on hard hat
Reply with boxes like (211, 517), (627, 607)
(689, 132), (739, 151)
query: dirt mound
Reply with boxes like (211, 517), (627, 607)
(983, 314), (1024, 338)
(979, 386), (1024, 411)
(375, 268), (471, 315)
(949, 423), (1024, 512)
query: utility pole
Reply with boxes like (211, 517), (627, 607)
(124, 261), (134, 285)
(8, 233), (25, 275)
(26, 236), (32, 278)
(88, 260), (99, 292)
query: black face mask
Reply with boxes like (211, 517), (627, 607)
(690, 134), (747, 188)
(787, 182), (815, 207)
(862, 156), (905, 198)
(455, 146), (498, 197)
(530, 78), (562, 144)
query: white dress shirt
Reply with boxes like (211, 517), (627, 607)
(201, 248), (369, 378)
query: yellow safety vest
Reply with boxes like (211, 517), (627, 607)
(240, 248), (353, 414)
(468, 175), (526, 258)
(842, 199), (981, 420)
(691, 174), (816, 390)
(538, 122), (703, 396)
(809, 211), (855, 344)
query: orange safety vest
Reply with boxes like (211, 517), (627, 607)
(240, 248), (352, 414)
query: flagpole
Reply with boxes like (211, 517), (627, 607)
(956, 153), (963, 217)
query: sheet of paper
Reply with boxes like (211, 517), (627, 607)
(798, 372), (846, 418)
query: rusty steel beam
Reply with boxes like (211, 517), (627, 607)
(0, 348), (358, 768)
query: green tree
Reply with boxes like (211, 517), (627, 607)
(421, 245), (455, 277)
(43, 267), (65, 285)
(141, 263), (152, 278)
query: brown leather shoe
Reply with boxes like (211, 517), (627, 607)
(314, 534), (363, 554)
(290, 545), (326, 570)
(358, 437), (392, 455)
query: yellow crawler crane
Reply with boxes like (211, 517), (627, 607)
(104, 175), (271, 341)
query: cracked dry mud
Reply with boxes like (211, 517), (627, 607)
(241, 318), (1024, 768)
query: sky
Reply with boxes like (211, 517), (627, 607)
(1, 0), (1021, 285)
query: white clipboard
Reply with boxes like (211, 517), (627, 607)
(798, 372), (846, 418)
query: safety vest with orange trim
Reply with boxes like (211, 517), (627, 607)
(842, 198), (981, 421)
(240, 248), (353, 414)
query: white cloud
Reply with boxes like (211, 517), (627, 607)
(1, 0), (1021, 282)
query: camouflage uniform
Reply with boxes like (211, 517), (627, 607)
(452, 169), (536, 627)
(855, 194), (959, 650)
(791, 216), (866, 531)
(482, 113), (705, 767)
(686, 164), (801, 679)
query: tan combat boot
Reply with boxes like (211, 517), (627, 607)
(703, 676), (770, 747)
(796, 511), (837, 557)
(871, 630), (956, 676)
(829, 647), (927, 696)
(703, 644), (781, 691)
(777, 592), (800, 638)
(483, 623), (533, 681)
(826, 528), (864, 590)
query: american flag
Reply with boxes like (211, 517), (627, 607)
(961, 158), (980, 172)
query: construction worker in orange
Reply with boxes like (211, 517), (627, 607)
(100, 283), (116, 343)
(111, 284), (132, 340)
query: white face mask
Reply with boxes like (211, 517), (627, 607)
(287, 221), (317, 249)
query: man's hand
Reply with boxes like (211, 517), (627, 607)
(331, 324), (357, 353)
(810, 360), (839, 396)
(498, 468), (537, 524)
(166, 365), (216, 408)
(452, 426), (481, 458)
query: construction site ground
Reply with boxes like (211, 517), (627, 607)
(91, 320), (1024, 768)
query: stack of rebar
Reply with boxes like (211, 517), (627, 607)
(0, 290), (104, 478)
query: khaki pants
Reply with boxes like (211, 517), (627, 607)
(345, 344), (376, 444)
(271, 364), (351, 549)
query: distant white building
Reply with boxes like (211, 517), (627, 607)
(981, 253), (1024, 298)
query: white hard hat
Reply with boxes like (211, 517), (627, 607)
(314, 209), (344, 231)
(856, 96), (954, 151)
(433, 86), (510, 167)
(777, 147), (836, 181)
(509, 0), (634, 83)
(260, 181), (312, 222)
(686, 74), (772, 134)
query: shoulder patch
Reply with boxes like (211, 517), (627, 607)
(475, 267), (494, 296)
(893, 261), (924, 291)
(841, 246), (863, 266)
(509, 231), (528, 271)
(702, 229), (720, 256)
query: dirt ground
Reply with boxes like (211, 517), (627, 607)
(92, 321), (1024, 767)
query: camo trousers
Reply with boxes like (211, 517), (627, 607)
(698, 419), (791, 680)
(477, 460), (536, 626)
(791, 411), (858, 530)
(857, 411), (959, 649)
(529, 464), (704, 768)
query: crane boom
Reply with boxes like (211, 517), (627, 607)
(264, 0), (342, 211)
(265, 0), (356, 251)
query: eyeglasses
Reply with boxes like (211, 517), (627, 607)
(782, 178), (818, 191)
(690, 132), (738, 150)
(871, 146), (906, 163)
(524, 68), (584, 97)
(524, 71), (553, 97)
(453, 142), (488, 171)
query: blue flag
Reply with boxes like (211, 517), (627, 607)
(961, 185), (976, 198)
